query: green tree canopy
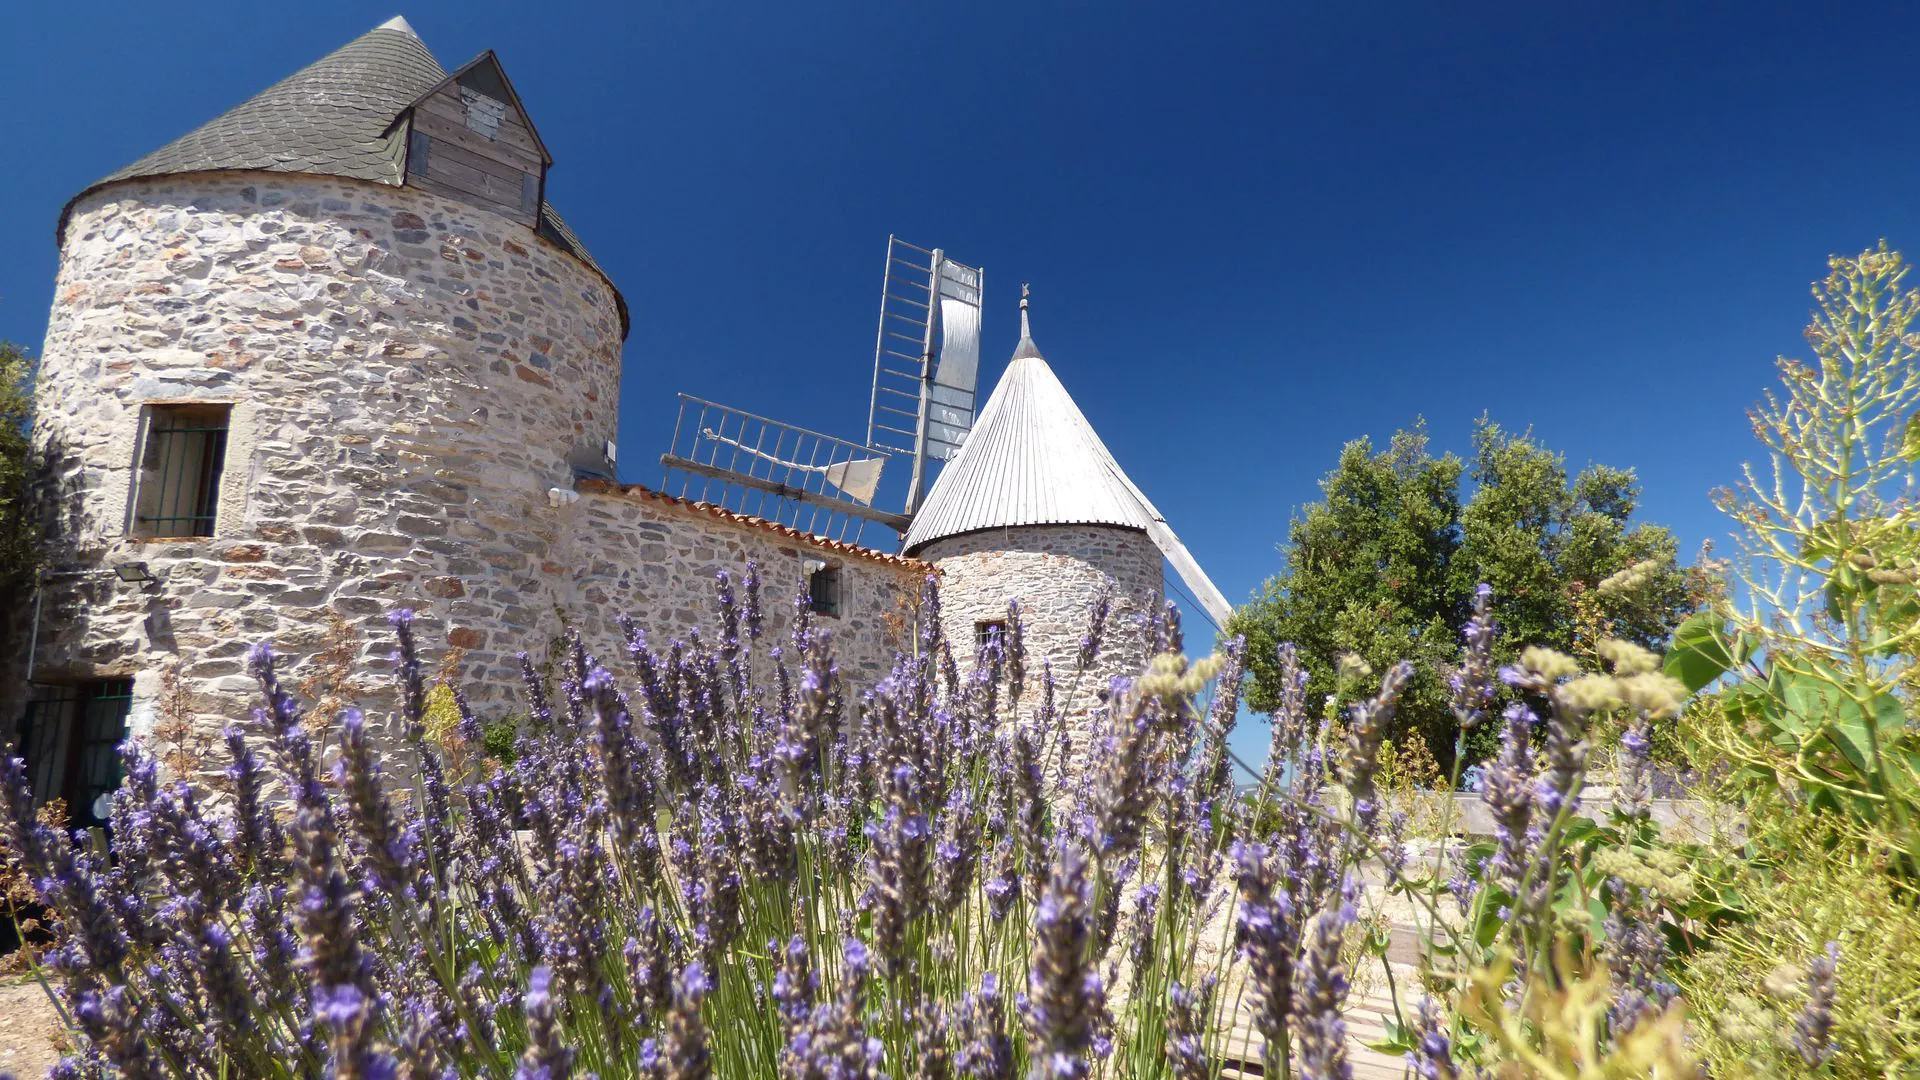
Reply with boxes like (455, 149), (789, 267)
(1226, 417), (1693, 769)
(0, 341), (37, 605)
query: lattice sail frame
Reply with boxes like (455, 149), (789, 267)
(660, 395), (906, 546)
(865, 236), (984, 513)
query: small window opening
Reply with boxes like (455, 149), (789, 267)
(806, 560), (842, 618)
(975, 620), (1008, 654)
(133, 404), (229, 538)
(17, 679), (134, 831)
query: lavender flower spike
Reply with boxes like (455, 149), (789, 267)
(517, 966), (575, 1080)
(1448, 583), (1497, 730)
(1024, 842), (1102, 1080)
(1291, 878), (1359, 1080)
(657, 962), (713, 1080)
(1166, 979), (1215, 1080)
(1342, 660), (1412, 837)
(1406, 998), (1457, 1080)
(1794, 941), (1840, 1066)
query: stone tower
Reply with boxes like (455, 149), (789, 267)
(15, 17), (627, 819)
(901, 291), (1230, 752)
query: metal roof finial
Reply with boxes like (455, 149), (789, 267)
(1013, 283), (1043, 360)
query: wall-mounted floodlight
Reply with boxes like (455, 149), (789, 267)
(113, 562), (157, 584)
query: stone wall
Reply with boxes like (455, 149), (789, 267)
(915, 525), (1163, 763)
(14, 171), (624, 753)
(564, 481), (924, 691)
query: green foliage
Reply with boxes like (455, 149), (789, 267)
(1674, 776), (1920, 1077)
(1642, 245), (1920, 1077)
(481, 713), (522, 764)
(0, 342), (38, 605)
(1229, 418), (1692, 768)
(1698, 243), (1920, 864)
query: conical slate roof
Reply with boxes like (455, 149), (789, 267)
(55, 16), (624, 335)
(904, 333), (1155, 547)
(92, 17), (439, 193)
(903, 303), (1232, 623)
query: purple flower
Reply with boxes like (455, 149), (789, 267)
(1795, 941), (1840, 1066)
(517, 966), (575, 1080)
(1449, 585), (1498, 730)
(1078, 582), (1114, 669)
(1166, 979), (1215, 1080)
(1292, 878), (1358, 1080)
(1406, 998), (1457, 1080)
(1615, 717), (1653, 819)
(1481, 704), (1537, 895)
(1023, 843), (1103, 1079)
(1342, 661), (1412, 837)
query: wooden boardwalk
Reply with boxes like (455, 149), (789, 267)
(1208, 868), (1432, 1080)
(1213, 960), (1416, 1079)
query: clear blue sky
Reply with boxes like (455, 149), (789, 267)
(5, 3), (1919, 760)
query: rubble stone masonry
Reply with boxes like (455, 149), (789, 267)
(915, 524), (1163, 763)
(12, 171), (919, 775)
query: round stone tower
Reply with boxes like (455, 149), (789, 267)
(18, 17), (626, 794)
(902, 292), (1225, 758)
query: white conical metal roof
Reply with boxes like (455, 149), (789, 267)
(903, 293), (1233, 624)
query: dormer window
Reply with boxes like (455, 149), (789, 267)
(403, 53), (549, 228)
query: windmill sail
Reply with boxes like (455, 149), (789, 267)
(866, 237), (984, 510)
(701, 428), (885, 504)
(929, 259), (981, 461)
(660, 395), (908, 544)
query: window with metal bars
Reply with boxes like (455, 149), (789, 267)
(975, 619), (1007, 655)
(132, 404), (229, 537)
(17, 679), (134, 831)
(807, 561), (842, 618)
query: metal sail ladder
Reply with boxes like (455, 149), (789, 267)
(865, 236), (983, 514)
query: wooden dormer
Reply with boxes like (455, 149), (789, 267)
(400, 52), (550, 227)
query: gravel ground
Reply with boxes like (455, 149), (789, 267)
(0, 977), (64, 1077)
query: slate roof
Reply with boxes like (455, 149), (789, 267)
(56, 16), (627, 336)
(902, 303), (1233, 623)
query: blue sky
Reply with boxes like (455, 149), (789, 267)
(5, 2), (1920, 761)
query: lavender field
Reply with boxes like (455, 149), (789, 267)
(4, 249), (1920, 1079)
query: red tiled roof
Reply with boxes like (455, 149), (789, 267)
(575, 479), (929, 570)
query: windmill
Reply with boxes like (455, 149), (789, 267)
(659, 236), (984, 545)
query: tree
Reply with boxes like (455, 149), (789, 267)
(1228, 417), (1693, 770)
(0, 342), (37, 608)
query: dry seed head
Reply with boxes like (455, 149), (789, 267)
(1519, 646), (1580, 682)
(1618, 672), (1689, 719)
(1558, 674), (1622, 716)
(1763, 964), (1805, 1002)
(1596, 638), (1661, 677)
(1597, 558), (1663, 598)
(1176, 653), (1226, 695)
(1591, 846), (1693, 900)
(1714, 993), (1776, 1045)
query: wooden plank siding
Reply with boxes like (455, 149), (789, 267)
(414, 90), (544, 163)
(410, 105), (545, 173)
(404, 85), (543, 227)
